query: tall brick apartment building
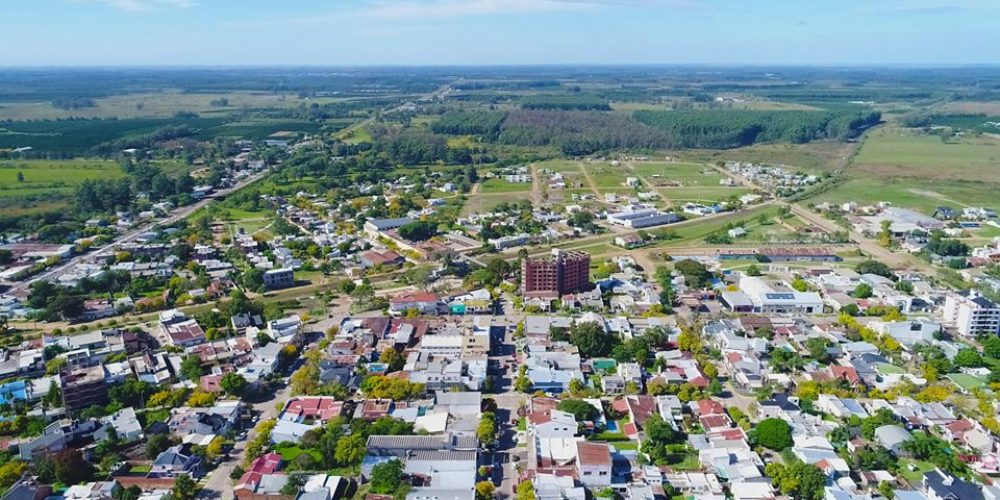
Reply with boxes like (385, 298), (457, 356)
(521, 250), (591, 296)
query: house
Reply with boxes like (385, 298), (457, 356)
(262, 268), (294, 290)
(168, 401), (243, 437)
(235, 452), (284, 499)
(159, 310), (207, 348)
(389, 291), (440, 316)
(529, 408), (578, 438)
(757, 393), (801, 420)
(150, 444), (203, 478)
(359, 250), (404, 268)
(575, 441), (612, 487)
(97, 407), (144, 442)
(62, 481), (121, 500)
(922, 469), (985, 500)
(874, 425), (913, 455)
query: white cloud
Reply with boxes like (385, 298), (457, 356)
(74, 0), (196, 13)
(349, 0), (590, 19)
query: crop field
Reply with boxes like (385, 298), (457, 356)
(0, 159), (124, 199)
(191, 119), (332, 141)
(853, 127), (1000, 181)
(0, 117), (227, 153)
(478, 178), (532, 193)
(0, 91), (342, 120)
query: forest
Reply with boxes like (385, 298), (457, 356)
(520, 94), (612, 111)
(430, 110), (507, 137)
(497, 110), (671, 155)
(634, 109), (881, 148)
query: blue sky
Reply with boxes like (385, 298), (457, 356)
(1, 0), (998, 66)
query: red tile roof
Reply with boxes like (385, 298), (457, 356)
(576, 441), (612, 466)
(696, 399), (725, 416)
(283, 397), (344, 422)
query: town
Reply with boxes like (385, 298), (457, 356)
(0, 62), (999, 500)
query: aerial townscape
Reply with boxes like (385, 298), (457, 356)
(2, 4), (1000, 500)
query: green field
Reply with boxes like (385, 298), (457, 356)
(630, 162), (723, 186)
(479, 178), (532, 193)
(854, 127), (1000, 182)
(809, 177), (998, 216)
(0, 159), (124, 199)
(583, 162), (628, 188)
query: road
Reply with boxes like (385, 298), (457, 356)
(6, 169), (270, 295)
(199, 381), (294, 499)
(486, 299), (528, 498)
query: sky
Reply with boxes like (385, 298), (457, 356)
(1, 0), (998, 66)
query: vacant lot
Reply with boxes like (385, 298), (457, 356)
(676, 141), (856, 173)
(854, 127), (1000, 181)
(479, 178), (532, 194)
(583, 162), (628, 188)
(0, 159), (124, 199)
(630, 161), (722, 186)
(810, 176), (998, 216)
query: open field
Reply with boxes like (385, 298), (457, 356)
(478, 178), (533, 193)
(0, 91), (344, 120)
(676, 141), (856, 173)
(935, 100), (1000, 115)
(0, 159), (124, 199)
(808, 177), (998, 216)
(460, 192), (529, 216)
(853, 127), (1000, 181)
(583, 162), (628, 188)
(630, 161), (722, 185)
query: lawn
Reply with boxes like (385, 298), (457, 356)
(0, 159), (124, 200)
(947, 373), (986, 392)
(899, 458), (936, 483)
(876, 363), (905, 375)
(129, 464), (152, 474)
(479, 178), (532, 194)
(460, 192), (532, 216)
(274, 443), (323, 463)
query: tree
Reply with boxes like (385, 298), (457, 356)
(641, 414), (680, 464)
(334, 434), (366, 471)
(745, 263), (762, 276)
(398, 221), (437, 242)
(570, 321), (615, 358)
(765, 462), (825, 500)
(856, 260), (895, 280)
(557, 399), (600, 422)
(185, 390), (216, 407)
(674, 259), (713, 289)
(172, 473), (198, 500)
(220, 372), (247, 397)
(16, 171), (24, 182)
(477, 412), (498, 448)
(953, 348), (983, 368)
(515, 480), (536, 500)
(514, 365), (532, 393)
(205, 436), (224, 461)
(179, 355), (204, 381)
(861, 408), (897, 440)
(52, 449), (94, 486)
(290, 363), (320, 396)
(380, 348), (406, 373)
(146, 433), (174, 459)
(984, 335), (1000, 359)
(280, 474), (307, 496)
(676, 329), (702, 353)
(370, 459), (404, 494)
(752, 418), (792, 451)
(852, 283), (873, 299)
(0, 460), (27, 490)
(475, 481), (496, 500)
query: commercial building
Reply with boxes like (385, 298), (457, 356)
(522, 250), (591, 296)
(262, 268), (294, 290)
(61, 366), (109, 415)
(607, 209), (680, 229)
(363, 217), (414, 238)
(943, 291), (1000, 337)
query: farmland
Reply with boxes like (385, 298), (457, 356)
(0, 159), (125, 199)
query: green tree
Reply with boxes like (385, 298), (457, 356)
(570, 321), (615, 358)
(334, 434), (366, 471)
(983, 335), (1000, 359)
(370, 459), (404, 494)
(477, 412), (498, 448)
(179, 355), (204, 382)
(475, 481), (495, 500)
(557, 399), (600, 421)
(171, 473), (198, 500)
(220, 372), (247, 397)
(852, 283), (873, 299)
(953, 347), (983, 368)
(752, 418), (792, 451)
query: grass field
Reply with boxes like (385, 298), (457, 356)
(0, 159), (124, 199)
(0, 91), (342, 120)
(583, 162), (628, 188)
(479, 178), (532, 193)
(808, 177), (999, 216)
(630, 161), (722, 186)
(853, 127), (1000, 181)
(650, 205), (779, 247)
(460, 192), (530, 216)
(676, 141), (856, 173)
